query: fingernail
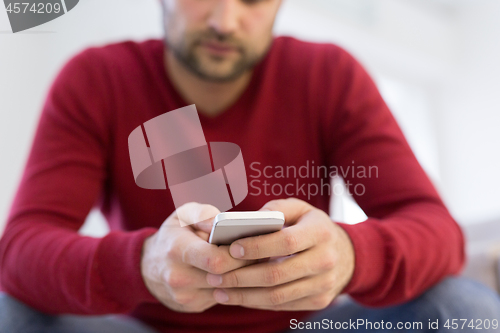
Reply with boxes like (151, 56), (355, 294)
(207, 274), (223, 286)
(214, 289), (229, 303)
(230, 244), (244, 258)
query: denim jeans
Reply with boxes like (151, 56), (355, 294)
(1, 277), (499, 333)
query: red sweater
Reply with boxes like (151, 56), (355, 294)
(0, 37), (464, 333)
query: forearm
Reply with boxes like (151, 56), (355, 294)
(339, 200), (465, 306)
(0, 214), (157, 314)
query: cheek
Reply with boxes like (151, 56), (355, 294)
(177, 0), (212, 26)
(167, 0), (212, 45)
(242, 10), (276, 52)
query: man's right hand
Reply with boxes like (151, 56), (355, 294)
(140, 202), (249, 313)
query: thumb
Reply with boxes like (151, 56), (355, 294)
(175, 202), (220, 229)
(192, 219), (215, 234)
(260, 198), (313, 226)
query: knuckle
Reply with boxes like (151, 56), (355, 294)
(237, 291), (246, 305)
(163, 271), (188, 289)
(282, 231), (298, 253)
(228, 290), (245, 305)
(317, 228), (331, 243)
(318, 252), (336, 271)
(269, 289), (286, 305)
(322, 223), (336, 242)
(166, 244), (181, 261)
(312, 295), (332, 310)
(207, 255), (227, 275)
(245, 239), (261, 258)
(296, 256), (308, 270)
(264, 265), (282, 285)
(321, 276), (337, 292)
(172, 292), (195, 305)
(225, 271), (240, 287)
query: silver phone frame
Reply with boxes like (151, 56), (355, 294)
(208, 211), (285, 245)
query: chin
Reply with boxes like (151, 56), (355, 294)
(197, 64), (241, 81)
(196, 71), (241, 83)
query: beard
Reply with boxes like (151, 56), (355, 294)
(165, 29), (269, 83)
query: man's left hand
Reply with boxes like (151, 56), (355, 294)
(206, 198), (355, 311)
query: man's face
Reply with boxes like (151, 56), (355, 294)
(161, 0), (282, 82)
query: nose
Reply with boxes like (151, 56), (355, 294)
(207, 0), (240, 36)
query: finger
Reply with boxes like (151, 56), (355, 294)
(189, 215), (216, 235)
(190, 220), (214, 234)
(260, 198), (313, 227)
(180, 289), (218, 312)
(163, 265), (218, 289)
(177, 232), (252, 274)
(207, 246), (335, 288)
(246, 293), (337, 311)
(162, 288), (217, 313)
(193, 230), (210, 242)
(213, 273), (335, 307)
(174, 202), (220, 228)
(229, 209), (329, 259)
(181, 288), (217, 310)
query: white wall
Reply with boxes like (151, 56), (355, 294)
(275, 0), (500, 225)
(1, 0), (499, 235)
(0, 0), (163, 236)
(274, 0), (454, 221)
(438, 0), (500, 224)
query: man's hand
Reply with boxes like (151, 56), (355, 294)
(140, 202), (250, 313)
(206, 198), (355, 311)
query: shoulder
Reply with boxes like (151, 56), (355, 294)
(46, 40), (162, 122)
(269, 36), (358, 72)
(264, 36), (369, 106)
(53, 39), (163, 84)
(82, 39), (162, 62)
(49, 39), (163, 100)
(65, 39), (163, 74)
(265, 36), (365, 99)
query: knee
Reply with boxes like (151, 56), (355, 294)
(0, 293), (29, 321)
(419, 276), (500, 320)
(0, 293), (54, 333)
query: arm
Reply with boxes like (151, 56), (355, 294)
(197, 48), (464, 309)
(0, 50), (157, 314)
(326, 50), (465, 306)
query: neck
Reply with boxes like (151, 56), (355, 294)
(164, 50), (253, 117)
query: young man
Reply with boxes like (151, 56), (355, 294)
(1, 0), (499, 332)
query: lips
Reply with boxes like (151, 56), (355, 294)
(200, 41), (238, 56)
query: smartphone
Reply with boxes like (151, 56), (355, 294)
(208, 211), (285, 245)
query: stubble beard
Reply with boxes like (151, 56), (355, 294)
(165, 31), (268, 83)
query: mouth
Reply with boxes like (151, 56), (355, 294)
(199, 40), (239, 56)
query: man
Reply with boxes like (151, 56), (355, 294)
(1, 0), (499, 332)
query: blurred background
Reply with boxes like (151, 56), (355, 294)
(1, 0), (500, 286)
